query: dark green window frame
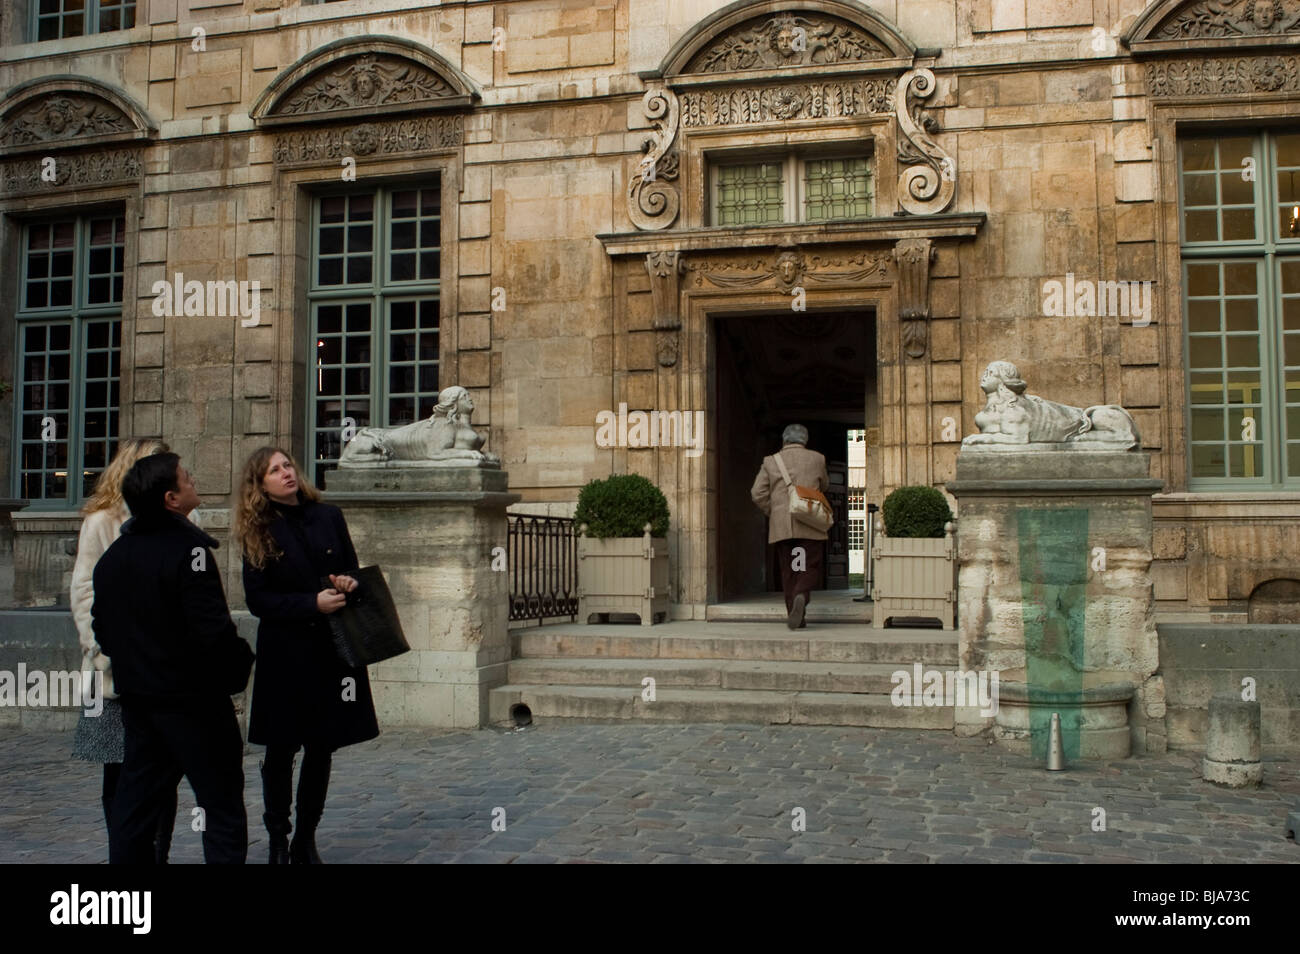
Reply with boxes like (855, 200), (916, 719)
(30, 0), (136, 41)
(1179, 130), (1300, 490)
(12, 214), (124, 507)
(307, 183), (442, 489)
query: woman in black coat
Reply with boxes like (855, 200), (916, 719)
(234, 446), (378, 863)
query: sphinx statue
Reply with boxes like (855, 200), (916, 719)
(962, 361), (1140, 450)
(339, 385), (500, 466)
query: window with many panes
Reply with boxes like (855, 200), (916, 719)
(711, 151), (873, 226)
(847, 490), (864, 509)
(848, 518), (864, 550)
(32, 0), (136, 41)
(1180, 132), (1300, 488)
(309, 185), (441, 488)
(15, 215), (124, 505)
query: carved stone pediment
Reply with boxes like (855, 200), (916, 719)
(684, 13), (891, 74)
(0, 78), (154, 157)
(251, 36), (477, 128)
(655, 1), (915, 82)
(1126, 0), (1300, 54)
(278, 55), (455, 116)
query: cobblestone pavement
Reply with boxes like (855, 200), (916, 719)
(3, 725), (1298, 864)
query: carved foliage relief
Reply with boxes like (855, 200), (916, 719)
(0, 95), (133, 149)
(277, 55), (457, 117)
(0, 150), (142, 195)
(1154, 0), (1300, 39)
(679, 78), (895, 127)
(273, 116), (463, 165)
(1146, 54), (1300, 93)
(685, 249), (892, 288)
(685, 13), (890, 73)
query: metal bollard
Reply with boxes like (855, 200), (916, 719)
(1046, 711), (1065, 771)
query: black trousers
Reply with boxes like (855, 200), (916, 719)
(110, 698), (247, 864)
(102, 762), (178, 859)
(775, 539), (825, 613)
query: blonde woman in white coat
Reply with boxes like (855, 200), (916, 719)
(71, 438), (178, 861)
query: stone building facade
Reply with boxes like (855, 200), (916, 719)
(2, 0), (1299, 624)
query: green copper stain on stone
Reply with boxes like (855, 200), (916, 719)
(1016, 508), (1089, 761)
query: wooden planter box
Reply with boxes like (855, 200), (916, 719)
(871, 520), (956, 630)
(577, 529), (669, 625)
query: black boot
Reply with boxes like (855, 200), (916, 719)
(261, 757), (293, 865)
(289, 749), (331, 864)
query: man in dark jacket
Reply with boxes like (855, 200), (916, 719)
(93, 452), (254, 864)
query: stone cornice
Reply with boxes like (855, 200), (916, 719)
(597, 213), (984, 257)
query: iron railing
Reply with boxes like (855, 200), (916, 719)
(507, 511), (579, 624)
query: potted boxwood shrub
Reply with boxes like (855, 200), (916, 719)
(575, 474), (670, 625)
(871, 485), (957, 630)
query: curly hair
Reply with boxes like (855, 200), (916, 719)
(233, 446), (321, 569)
(83, 438), (169, 516)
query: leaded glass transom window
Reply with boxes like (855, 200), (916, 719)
(804, 157), (873, 221)
(15, 216), (124, 504)
(309, 185), (442, 488)
(710, 151), (873, 226)
(1180, 131), (1300, 487)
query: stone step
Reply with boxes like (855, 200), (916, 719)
(705, 597), (871, 624)
(488, 685), (955, 729)
(512, 622), (959, 665)
(508, 657), (919, 694)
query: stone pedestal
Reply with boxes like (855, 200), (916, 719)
(947, 447), (1165, 757)
(326, 463), (520, 728)
(11, 509), (81, 607)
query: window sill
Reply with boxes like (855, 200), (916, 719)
(598, 212), (986, 257)
(0, 24), (150, 62)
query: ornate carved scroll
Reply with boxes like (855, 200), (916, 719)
(684, 12), (891, 73)
(893, 238), (935, 359)
(646, 251), (685, 367)
(895, 69), (955, 216)
(628, 87), (681, 232)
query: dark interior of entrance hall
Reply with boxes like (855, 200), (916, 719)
(713, 310), (874, 603)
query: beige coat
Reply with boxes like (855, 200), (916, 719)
(70, 505), (128, 699)
(751, 443), (830, 543)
